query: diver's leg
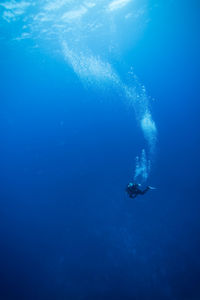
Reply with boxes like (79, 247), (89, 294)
(140, 187), (150, 195)
(131, 194), (137, 199)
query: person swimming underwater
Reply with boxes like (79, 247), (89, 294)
(126, 182), (154, 199)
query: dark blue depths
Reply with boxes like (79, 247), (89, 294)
(0, 1), (200, 299)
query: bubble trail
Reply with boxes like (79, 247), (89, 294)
(0, 0), (157, 182)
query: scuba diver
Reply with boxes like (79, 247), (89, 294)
(126, 182), (154, 199)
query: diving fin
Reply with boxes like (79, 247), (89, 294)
(148, 186), (156, 190)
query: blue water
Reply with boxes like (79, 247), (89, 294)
(0, 1), (200, 299)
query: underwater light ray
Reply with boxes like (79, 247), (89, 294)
(0, 0), (157, 182)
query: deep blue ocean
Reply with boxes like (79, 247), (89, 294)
(0, 1), (200, 299)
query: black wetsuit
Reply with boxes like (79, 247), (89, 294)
(126, 183), (149, 199)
